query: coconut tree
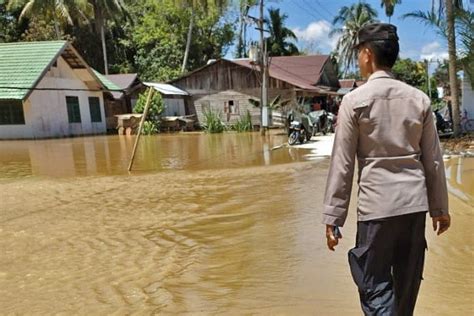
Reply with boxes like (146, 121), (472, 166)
(87, 0), (128, 75)
(175, 0), (229, 73)
(7, 0), (89, 39)
(330, 2), (378, 76)
(235, 0), (257, 58)
(380, 0), (401, 23)
(265, 7), (299, 56)
(403, 0), (465, 136)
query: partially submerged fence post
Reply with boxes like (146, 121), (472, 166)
(128, 87), (154, 172)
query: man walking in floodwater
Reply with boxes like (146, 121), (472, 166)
(322, 23), (451, 315)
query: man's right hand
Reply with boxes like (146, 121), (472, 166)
(326, 225), (342, 251)
(432, 214), (451, 235)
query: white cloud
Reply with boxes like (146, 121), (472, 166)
(292, 20), (339, 53)
(420, 41), (449, 61)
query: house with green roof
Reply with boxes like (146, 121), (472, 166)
(0, 40), (116, 139)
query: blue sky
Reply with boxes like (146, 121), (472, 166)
(228, 0), (473, 63)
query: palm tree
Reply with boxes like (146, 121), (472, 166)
(7, 0), (89, 39)
(403, 0), (465, 136)
(175, 0), (229, 73)
(380, 0), (401, 23)
(330, 2), (378, 76)
(265, 7), (298, 56)
(88, 0), (128, 75)
(235, 0), (257, 58)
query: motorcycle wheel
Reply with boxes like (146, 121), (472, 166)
(306, 131), (312, 141)
(288, 132), (299, 145)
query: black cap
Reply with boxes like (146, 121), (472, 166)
(354, 23), (399, 48)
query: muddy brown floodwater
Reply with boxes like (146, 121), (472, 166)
(0, 133), (473, 315)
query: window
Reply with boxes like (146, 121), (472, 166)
(66, 96), (81, 123)
(88, 97), (102, 123)
(0, 100), (25, 125)
(224, 100), (239, 114)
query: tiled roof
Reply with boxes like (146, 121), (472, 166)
(0, 41), (67, 100)
(92, 70), (121, 92)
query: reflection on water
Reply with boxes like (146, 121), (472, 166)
(445, 156), (474, 204)
(0, 133), (320, 179)
(0, 134), (472, 314)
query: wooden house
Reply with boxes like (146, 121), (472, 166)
(170, 55), (340, 127)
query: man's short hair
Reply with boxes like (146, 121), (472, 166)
(364, 40), (399, 68)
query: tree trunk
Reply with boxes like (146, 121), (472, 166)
(181, 8), (195, 74)
(445, 0), (460, 136)
(236, 11), (245, 58)
(100, 22), (109, 75)
(53, 15), (61, 40)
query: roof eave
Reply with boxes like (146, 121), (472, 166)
(23, 41), (68, 101)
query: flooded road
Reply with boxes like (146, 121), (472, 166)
(0, 133), (473, 314)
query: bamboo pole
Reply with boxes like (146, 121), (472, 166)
(128, 87), (154, 172)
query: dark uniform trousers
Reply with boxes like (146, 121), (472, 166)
(348, 212), (427, 316)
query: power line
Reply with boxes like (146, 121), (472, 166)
(288, 0), (326, 22)
(300, 0), (327, 21)
(314, 0), (334, 17)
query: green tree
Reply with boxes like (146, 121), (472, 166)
(265, 7), (299, 56)
(7, 0), (89, 39)
(174, 0), (229, 73)
(235, 0), (257, 58)
(87, 0), (129, 75)
(330, 1), (378, 76)
(131, 0), (233, 81)
(133, 89), (164, 122)
(392, 58), (439, 100)
(402, 0), (465, 136)
(0, 2), (24, 42)
(380, 0), (401, 23)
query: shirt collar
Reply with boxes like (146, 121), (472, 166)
(368, 70), (395, 81)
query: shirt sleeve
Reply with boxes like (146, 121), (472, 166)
(420, 98), (449, 217)
(322, 97), (359, 227)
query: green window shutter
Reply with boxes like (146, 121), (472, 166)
(0, 100), (25, 125)
(88, 97), (102, 123)
(66, 96), (81, 123)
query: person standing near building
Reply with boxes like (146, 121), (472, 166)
(322, 23), (450, 315)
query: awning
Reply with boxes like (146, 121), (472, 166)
(143, 82), (189, 96)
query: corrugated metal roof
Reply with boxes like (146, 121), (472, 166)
(106, 73), (138, 99)
(339, 79), (356, 89)
(0, 41), (67, 100)
(337, 87), (354, 95)
(144, 82), (188, 96)
(233, 55), (330, 90)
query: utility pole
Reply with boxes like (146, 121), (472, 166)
(247, 0), (269, 135)
(258, 0), (268, 136)
(426, 60), (432, 99)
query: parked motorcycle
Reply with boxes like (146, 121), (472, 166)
(288, 115), (312, 145)
(434, 110), (452, 134)
(308, 110), (334, 135)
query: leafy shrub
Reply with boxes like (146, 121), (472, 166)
(142, 121), (159, 135)
(234, 110), (253, 132)
(133, 89), (164, 122)
(202, 109), (226, 133)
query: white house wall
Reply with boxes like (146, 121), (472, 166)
(462, 75), (474, 129)
(0, 56), (106, 139)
